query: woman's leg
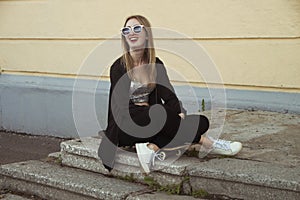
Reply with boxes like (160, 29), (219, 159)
(121, 105), (211, 149)
(123, 105), (236, 150)
(186, 114), (210, 143)
(118, 105), (182, 151)
(118, 105), (178, 149)
(125, 107), (210, 149)
(152, 114), (209, 148)
(153, 112), (242, 156)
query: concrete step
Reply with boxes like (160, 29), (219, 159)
(0, 193), (33, 200)
(59, 137), (300, 200)
(0, 160), (203, 200)
(0, 160), (150, 200)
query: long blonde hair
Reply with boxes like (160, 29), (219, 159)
(121, 15), (156, 87)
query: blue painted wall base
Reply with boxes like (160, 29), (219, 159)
(0, 74), (299, 137)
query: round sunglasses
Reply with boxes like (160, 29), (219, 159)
(121, 25), (144, 36)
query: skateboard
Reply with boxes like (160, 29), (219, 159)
(158, 144), (191, 160)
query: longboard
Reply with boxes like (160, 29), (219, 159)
(158, 144), (191, 160)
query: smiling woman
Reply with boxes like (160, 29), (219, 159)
(97, 15), (242, 174)
(122, 24), (147, 50)
(120, 15), (156, 86)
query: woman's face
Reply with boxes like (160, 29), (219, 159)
(124, 18), (148, 51)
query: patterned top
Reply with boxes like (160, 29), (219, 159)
(129, 80), (154, 103)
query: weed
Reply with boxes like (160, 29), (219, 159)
(202, 99), (205, 112)
(184, 147), (198, 157)
(143, 176), (160, 189)
(54, 154), (63, 165)
(143, 175), (191, 195)
(192, 188), (209, 198)
(159, 184), (181, 195)
(122, 173), (136, 182)
(198, 99), (206, 112)
(115, 173), (137, 183)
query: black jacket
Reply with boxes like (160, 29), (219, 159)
(98, 57), (186, 171)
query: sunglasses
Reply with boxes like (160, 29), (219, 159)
(121, 25), (144, 36)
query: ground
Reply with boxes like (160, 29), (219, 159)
(0, 131), (66, 165)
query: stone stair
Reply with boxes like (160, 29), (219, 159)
(57, 136), (300, 199)
(0, 193), (33, 200)
(0, 159), (199, 200)
(1, 136), (299, 199)
(0, 160), (150, 200)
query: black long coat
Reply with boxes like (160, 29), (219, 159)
(98, 57), (186, 171)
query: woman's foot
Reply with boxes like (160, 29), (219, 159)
(135, 143), (164, 173)
(201, 136), (242, 156)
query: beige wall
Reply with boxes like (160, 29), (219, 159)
(0, 0), (300, 92)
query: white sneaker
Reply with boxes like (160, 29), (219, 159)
(208, 137), (242, 156)
(135, 143), (165, 173)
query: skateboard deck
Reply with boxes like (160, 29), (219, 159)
(158, 144), (191, 159)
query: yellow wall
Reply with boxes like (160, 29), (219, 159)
(0, 0), (300, 92)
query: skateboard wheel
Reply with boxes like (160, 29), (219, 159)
(176, 150), (182, 156)
(159, 151), (166, 160)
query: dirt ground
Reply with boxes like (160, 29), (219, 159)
(0, 131), (67, 165)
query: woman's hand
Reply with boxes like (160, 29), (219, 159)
(178, 113), (185, 119)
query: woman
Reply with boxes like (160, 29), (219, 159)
(98, 15), (242, 173)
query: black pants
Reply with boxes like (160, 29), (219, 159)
(118, 104), (209, 148)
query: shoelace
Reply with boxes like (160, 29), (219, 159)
(213, 139), (231, 150)
(151, 151), (166, 167)
(208, 136), (231, 151)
